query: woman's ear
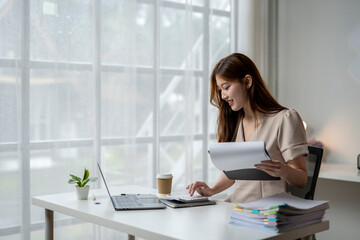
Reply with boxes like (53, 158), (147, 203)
(244, 75), (253, 89)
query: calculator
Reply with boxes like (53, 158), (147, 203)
(173, 195), (209, 203)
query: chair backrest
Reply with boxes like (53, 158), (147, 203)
(289, 146), (323, 200)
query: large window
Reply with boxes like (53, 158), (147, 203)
(0, 0), (235, 239)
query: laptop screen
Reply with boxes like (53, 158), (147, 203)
(97, 163), (113, 197)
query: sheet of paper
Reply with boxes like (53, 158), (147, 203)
(208, 142), (270, 171)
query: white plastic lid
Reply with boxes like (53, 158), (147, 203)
(156, 173), (173, 179)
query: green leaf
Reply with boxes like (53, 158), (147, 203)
(68, 179), (78, 184)
(83, 168), (89, 181)
(70, 174), (81, 182)
(83, 179), (90, 186)
(88, 177), (98, 182)
(77, 182), (82, 187)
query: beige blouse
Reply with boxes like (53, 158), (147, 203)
(224, 109), (308, 203)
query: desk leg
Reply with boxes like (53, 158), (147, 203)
(128, 234), (135, 240)
(45, 209), (54, 240)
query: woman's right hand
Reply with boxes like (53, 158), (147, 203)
(186, 181), (213, 197)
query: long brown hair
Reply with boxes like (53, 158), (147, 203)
(210, 53), (286, 142)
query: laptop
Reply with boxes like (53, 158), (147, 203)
(97, 163), (166, 210)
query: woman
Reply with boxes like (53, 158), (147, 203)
(187, 53), (308, 203)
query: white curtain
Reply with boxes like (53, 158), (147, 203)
(0, 0), (235, 239)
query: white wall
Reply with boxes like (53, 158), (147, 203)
(277, 1), (360, 239)
(278, 0), (360, 165)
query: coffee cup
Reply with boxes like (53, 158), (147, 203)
(156, 173), (173, 195)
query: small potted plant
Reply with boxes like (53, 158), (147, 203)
(68, 168), (97, 200)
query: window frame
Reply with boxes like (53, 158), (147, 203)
(0, 0), (236, 237)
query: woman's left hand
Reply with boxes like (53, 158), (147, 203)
(254, 160), (288, 178)
(255, 156), (307, 187)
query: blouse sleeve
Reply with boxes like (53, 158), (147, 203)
(277, 109), (309, 162)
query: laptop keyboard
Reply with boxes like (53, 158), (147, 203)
(113, 195), (142, 208)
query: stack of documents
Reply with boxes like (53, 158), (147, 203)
(229, 192), (329, 232)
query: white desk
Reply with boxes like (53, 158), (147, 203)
(319, 163), (360, 183)
(32, 186), (329, 240)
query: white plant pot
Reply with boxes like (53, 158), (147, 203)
(75, 185), (90, 200)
